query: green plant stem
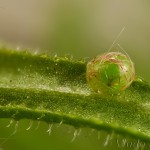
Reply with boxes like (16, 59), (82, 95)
(0, 50), (150, 143)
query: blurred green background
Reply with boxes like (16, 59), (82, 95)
(0, 0), (150, 149)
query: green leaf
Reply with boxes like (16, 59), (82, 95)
(0, 49), (150, 145)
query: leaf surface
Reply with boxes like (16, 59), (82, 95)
(0, 50), (150, 144)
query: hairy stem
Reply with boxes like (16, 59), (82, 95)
(0, 50), (150, 144)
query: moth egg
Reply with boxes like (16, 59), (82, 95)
(86, 52), (135, 95)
